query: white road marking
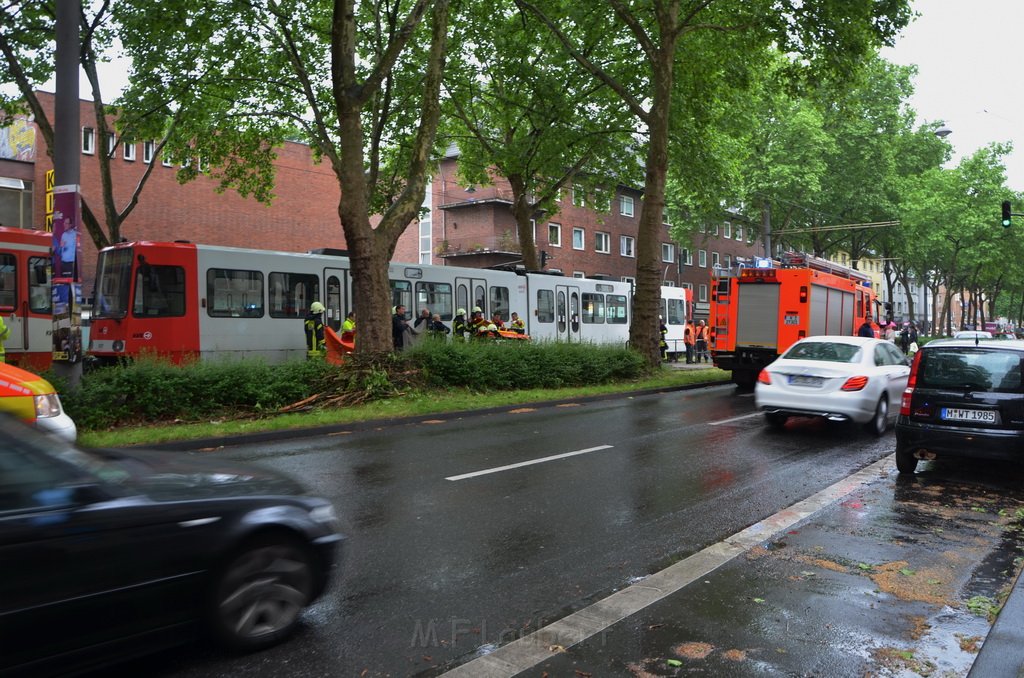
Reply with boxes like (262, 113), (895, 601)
(709, 412), (762, 426)
(445, 445), (614, 481)
(441, 456), (895, 677)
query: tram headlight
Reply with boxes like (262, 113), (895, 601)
(113, 340), (125, 352)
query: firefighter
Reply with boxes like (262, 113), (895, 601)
(509, 312), (526, 334)
(470, 306), (488, 333)
(453, 308), (470, 341)
(305, 301), (326, 358)
(695, 319), (710, 363)
(0, 313), (8, 362)
(659, 317), (668, 361)
(342, 311), (356, 333)
(491, 312), (506, 331)
(683, 319), (695, 364)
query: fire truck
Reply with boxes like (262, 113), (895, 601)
(709, 252), (878, 387)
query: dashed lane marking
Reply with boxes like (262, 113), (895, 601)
(445, 445), (614, 481)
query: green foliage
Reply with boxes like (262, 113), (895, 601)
(63, 357), (334, 430)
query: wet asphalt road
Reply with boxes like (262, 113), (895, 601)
(133, 384), (1001, 677)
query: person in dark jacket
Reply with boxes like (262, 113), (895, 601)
(453, 308), (470, 342)
(305, 301), (326, 358)
(857, 315), (876, 338)
(392, 305), (410, 351)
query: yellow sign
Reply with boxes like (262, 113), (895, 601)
(45, 169), (54, 191)
(44, 170), (55, 232)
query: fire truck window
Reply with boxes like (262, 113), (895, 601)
(416, 281), (453, 321)
(0, 254), (15, 310)
(269, 272), (319, 318)
(608, 294), (628, 324)
(133, 264), (185, 317)
(207, 269), (264, 318)
(536, 289), (554, 323)
(28, 257), (50, 313)
(489, 286), (509, 321)
(581, 293), (605, 323)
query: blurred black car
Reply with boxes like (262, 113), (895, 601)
(0, 414), (343, 676)
(895, 338), (1024, 474)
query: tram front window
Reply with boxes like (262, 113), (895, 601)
(93, 248), (133, 319)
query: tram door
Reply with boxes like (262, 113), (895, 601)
(455, 276), (488, 316)
(324, 268), (348, 332)
(555, 284), (581, 341)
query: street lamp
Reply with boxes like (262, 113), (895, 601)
(934, 123), (952, 138)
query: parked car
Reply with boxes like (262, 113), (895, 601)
(895, 338), (1024, 474)
(755, 336), (911, 435)
(0, 414), (344, 676)
(0, 361), (76, 442)
(953, 330), (993, 340)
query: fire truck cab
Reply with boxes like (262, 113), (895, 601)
(710, 252), (877, 387)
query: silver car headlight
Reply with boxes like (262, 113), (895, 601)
(33, 393), (63, 419)
(309, 504), (338, 526)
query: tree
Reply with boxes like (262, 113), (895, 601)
(119, 0), (451, 355)
(515, 0), (912, 365)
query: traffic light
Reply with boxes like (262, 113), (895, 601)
(540, 250), (549, 267)
(1003, 200), (1012, 228)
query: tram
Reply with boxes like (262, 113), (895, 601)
(0, 227), (53, 370)
(87, 240), (691, 365)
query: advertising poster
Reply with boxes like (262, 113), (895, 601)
(51, 282), (83, 363)
(52, 186), (81, 282)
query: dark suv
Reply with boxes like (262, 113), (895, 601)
(895, 338), (1024, 473)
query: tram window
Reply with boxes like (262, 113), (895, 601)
(456, 285), (469, 314)
(133, 262), (185, 317)
(608, 294), (627, 324)
(581, 293), (605, 323)
(94, 248), (133, 318)
(666, 297), (685, 324)
(269, 272), (319, 318)
(489, 286), (509, 321)
(536, 289), (554, 323)
(0, 254), (15, 310)
(390, 280), (412, 318)
(28, 257), (50, 313)
(474, 285), (485, 314)
(415, 281), (453, 320)
(207, 268), (264, 318)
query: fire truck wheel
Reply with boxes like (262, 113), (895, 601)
(764, 413), (788, 430)
(864, 397), (888, 436)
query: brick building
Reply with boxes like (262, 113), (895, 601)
(1, 94), (765, 320)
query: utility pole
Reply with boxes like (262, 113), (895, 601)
(53, 0), (83, 385)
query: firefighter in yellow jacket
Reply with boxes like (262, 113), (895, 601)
(0, 314), (9, 363)
(305, 302), (326, 358)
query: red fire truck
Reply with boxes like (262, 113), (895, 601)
(709, 252), (878, 387)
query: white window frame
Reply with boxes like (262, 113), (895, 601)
(106, 132), (116, 158)
(698, 250), (707, 268)
(724, 254), (732, 269)
(548, 222), (562, 248)
(712, 252), (720, 269)
(572, 186), (585, 207)
(621, 276), (636, 285)
(712, 223), (719, 236)
(699, 284), (709, 303)
(735, 225), (743, 240)
(620, 235), (635, 258)
(123, 141), (136, 161)
(620, 195), (634, 217)
(572, 227), (585, 250)
(663, 281), (675, 287)
(595, 231), (610, 254)
(723, 222), (732, 239)
(681, 248), (693, 266)
(161, 152), (172, 167)
(82, 127), (95, 155)
(572, 271), (585, 279)
(681, 282), (693, 291)
(143, 140), (155, 164)
(661, 243), (674, 263)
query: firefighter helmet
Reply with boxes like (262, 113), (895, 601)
(310, 301), (325, 314)
(473, 306), (482, 313)
(457, 308), (466, 316)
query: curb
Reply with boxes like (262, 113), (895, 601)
(968, 565), (1024, 677)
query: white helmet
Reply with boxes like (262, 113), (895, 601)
(457, 308), (466, 316)
(473, 306), (482, 313)
(487, 323), (497, 332)
(310, 301), (325, 314)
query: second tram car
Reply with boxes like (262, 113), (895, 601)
(88, 240), (690, 364)
(0, 227), (53, 370)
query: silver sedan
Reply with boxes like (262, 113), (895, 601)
(755, 336), (911, 435)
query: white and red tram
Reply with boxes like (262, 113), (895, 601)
(84, 239), (690, 364)
(0, 227), (54, 370)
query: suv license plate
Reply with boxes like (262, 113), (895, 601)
(940, 408), (999, 424)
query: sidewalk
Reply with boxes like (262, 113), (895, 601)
(444, 457), (1024, 677)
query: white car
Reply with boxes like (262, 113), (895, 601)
(953, 330), (993, 340)
(755, 336), (911, 435)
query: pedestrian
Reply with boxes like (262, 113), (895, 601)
(683, 319), (695, 364)
(857, 315), (876, 338)
(509, 312), (526, 334)
(427, 313), (450, 340)
(392, 305), (411, 351)
(884, 322), (897, 342)
(453, 308), (470, 342)
(304, 301), (326, 358)
(908, 322), (919, 348)
(899, 323), (910, 352)
(659, 317), (668, 361)
(695, 320), (710, 363)
(409, 307), (431, 344)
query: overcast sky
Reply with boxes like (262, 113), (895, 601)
(881, 0), (1024, 191)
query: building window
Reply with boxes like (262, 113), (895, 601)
(724, 254), (731, 269)
(143, 140), (155, 164)
(681, 248), (693, 265)
(161, 152), (172, 167)
(595, 231), (610, 254)
(620, 195), (634, 217)
(681, 282), (693, 291)
(662, 243), (674, 263)
(663, 281), (675, 287)
(548, 222), (562, 247)
(82, 127), (95, 155)
(712, 252), (720, 269)
(663, 209), (671, 225)
(723, 222), (732, 239)
(572, 185), (585, 207)
(572, 227), (584, 250)
(735, 225), (743, 240)
(698, 250), (707, 268)
(123, 141), (136, 161)
(106, 132), (116, 158)
(620, 235), (635, 258)
(712, 223), (719, 236)
(699, 284), (709, 303)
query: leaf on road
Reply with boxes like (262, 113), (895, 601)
(900, 568), (916, 576)
(752, 597), (766, 604)
(858, 563), (873, 571)
(666, 659), (683, 667)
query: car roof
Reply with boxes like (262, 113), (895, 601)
(791, 335), (880, 346)
(925, 338), (1024, 350)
